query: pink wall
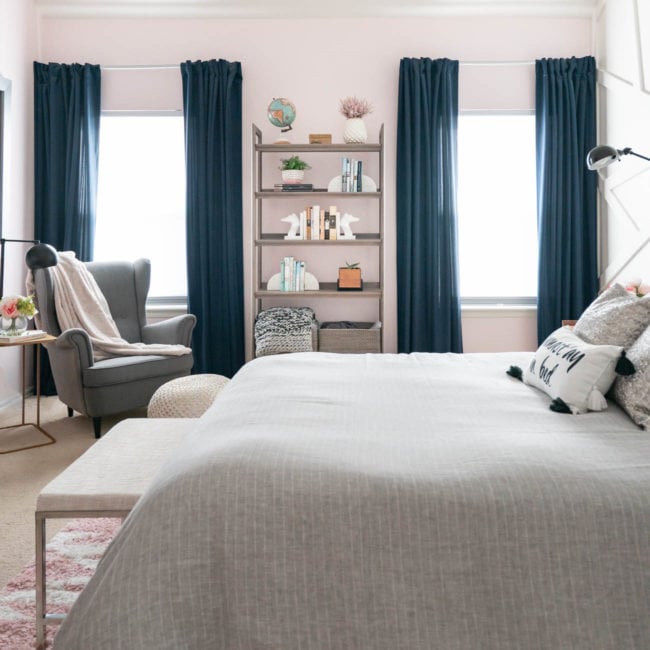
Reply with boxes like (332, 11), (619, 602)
(39, 15), (591, 356)
(0, 0), (38, 401)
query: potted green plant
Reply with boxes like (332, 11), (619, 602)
(338, 261), (362, 290)
(280, 155), (311, 184)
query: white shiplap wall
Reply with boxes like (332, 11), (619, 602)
(595, 0), (650, 285)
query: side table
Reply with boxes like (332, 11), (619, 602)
(0, 333), (56, 454)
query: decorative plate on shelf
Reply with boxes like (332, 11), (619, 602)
(327, 175), (377, 193)
(267, 272), (319, 291)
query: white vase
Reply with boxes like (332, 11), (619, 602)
(281, 169), (305, 184)
(343, 118), (368, 144)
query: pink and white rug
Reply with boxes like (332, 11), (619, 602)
(0, 518), (120, 649)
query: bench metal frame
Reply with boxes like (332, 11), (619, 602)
(35, 508), (129, 649)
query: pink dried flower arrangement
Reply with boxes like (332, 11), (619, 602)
(339, 96), (373, 119)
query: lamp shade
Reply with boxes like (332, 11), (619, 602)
(25, 243), (58, 271)
(586, 145), (621, 170)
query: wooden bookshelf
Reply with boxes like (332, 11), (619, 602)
(251, 123), (384, 356)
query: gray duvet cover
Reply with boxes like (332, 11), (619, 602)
(54, 352), (650, 649)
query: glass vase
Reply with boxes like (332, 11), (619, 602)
(1, 315), (28, 336)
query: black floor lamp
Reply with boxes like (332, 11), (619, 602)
(0, 239), (58, 454)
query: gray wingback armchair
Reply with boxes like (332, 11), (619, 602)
(31, 257), (196, 438)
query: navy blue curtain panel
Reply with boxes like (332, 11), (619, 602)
(397, 57), (463, 353)
(536, 57), (598, 343)
(181, 59), (244, 377)
(33, 62), (100, 395)
(34, 62), (101, 261)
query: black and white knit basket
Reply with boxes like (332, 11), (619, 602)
(254, 307), (317, 357)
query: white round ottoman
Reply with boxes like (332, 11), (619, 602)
(148, 374), (230, 418)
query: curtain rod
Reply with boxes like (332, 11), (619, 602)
(100, 64), (179, 70)
(103, 61), (537, 70)
(460, 60), (535, 66)
(102, 61), (535, 71)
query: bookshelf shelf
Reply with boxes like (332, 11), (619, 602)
(256, 191), (381, 198)
(255, 282), (382, 298)
(256, 233), (381, 246)
(256, 143), (381, 154)
(252, 123), (384, 357)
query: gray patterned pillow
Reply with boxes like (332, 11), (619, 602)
(573, 284), (650, 348)
(613, 326), (649, 429)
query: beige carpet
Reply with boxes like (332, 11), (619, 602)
(0, 396), (146, 588)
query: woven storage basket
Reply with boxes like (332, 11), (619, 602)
(318, 322), (381, 353)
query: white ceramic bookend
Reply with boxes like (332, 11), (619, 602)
(339, 213), (359, 240)
(282, 213), (301, 239)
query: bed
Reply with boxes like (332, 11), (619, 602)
(54, 351), (650, 649)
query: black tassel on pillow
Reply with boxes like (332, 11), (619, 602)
(550, 397), (572, 414)
(615, 351), (636, 376)
(506, 365), (523, 381)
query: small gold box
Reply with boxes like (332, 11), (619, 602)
(309, 133), (332, 145)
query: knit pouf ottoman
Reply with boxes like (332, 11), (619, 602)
(147, 374), (230, 418)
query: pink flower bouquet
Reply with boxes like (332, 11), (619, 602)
(0, 294), (37, 319)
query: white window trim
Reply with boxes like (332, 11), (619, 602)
(461, 304), (537, 318)
(101, 109), (182, 117)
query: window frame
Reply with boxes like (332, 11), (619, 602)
(457, 109), (538, 308)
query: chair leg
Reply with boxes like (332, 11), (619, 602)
(67, 407), (73, 417)
(93, 417), (102, 439)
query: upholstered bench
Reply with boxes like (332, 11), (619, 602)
(147, 373), (230, 418)
(35, 417), (195, 648)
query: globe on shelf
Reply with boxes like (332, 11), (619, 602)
(267, 98), (296, 133)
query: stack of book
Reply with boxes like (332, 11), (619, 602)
(0, 329), (47, 344)
(273, 183), (314, 192)
(341, 158), (363, 192)
(280, 257), (306, 291)
(293, 205), (340, 240)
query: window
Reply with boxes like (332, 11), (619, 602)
(95, 114), (186, 300)
(457, 113), (537, 302)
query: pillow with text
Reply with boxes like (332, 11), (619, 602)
(509, 326), (635, 414)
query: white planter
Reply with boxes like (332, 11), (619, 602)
(343, 118), (368, 144)
(281, 169), (305, 184)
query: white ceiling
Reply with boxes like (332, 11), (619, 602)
(34, 0), (599, 19)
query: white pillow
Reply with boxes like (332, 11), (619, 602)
(521, 327), (629, 414)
